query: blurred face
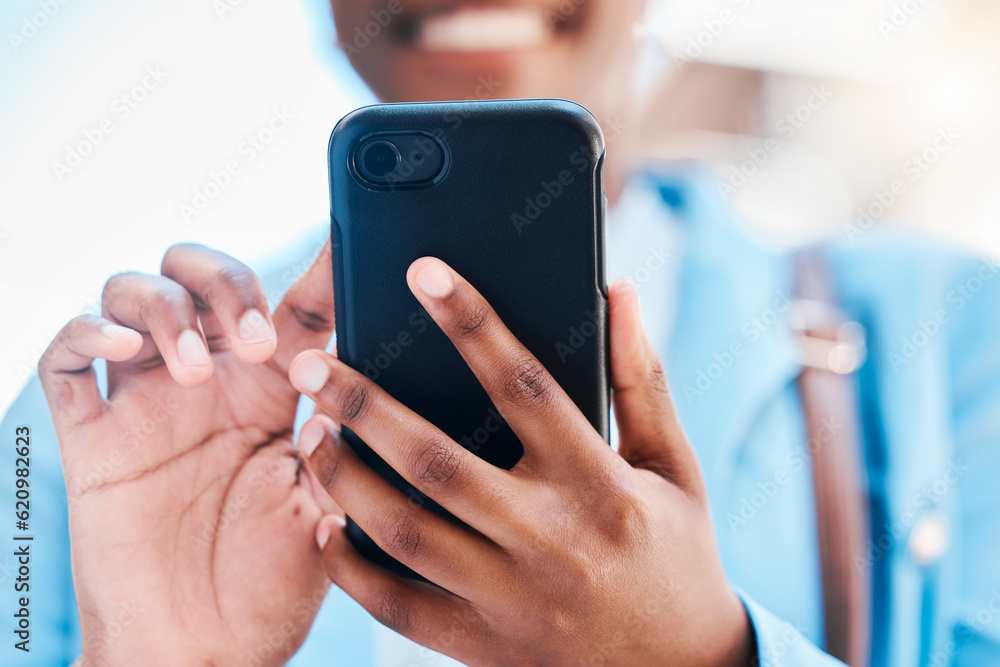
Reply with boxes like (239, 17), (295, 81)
(330, 0), (646, 114)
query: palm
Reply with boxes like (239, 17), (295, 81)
(42, 243), (337, 666)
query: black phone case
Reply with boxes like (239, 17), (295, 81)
(328, 99), (609, 578)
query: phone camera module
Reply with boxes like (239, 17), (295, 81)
(352, 132), (448, 188)
(359, 140), (401, 181)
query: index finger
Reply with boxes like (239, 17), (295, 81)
(404, 257), (608, 475)
(288, 350), (517, 534)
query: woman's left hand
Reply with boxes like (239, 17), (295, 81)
(290, 257), (753, 667)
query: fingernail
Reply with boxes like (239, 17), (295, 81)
(238, 309), (273, 344)
(299, 420), (326, 457)
(101, 324), (133, 341)
(316, 519), (332, 550)
(290, 354), (330, 394)
(176, 330), (211, 367)
(414, 260), (454, 299)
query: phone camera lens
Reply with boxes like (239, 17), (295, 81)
(359, 140), (401, 180)
(350, 133), (447, 188)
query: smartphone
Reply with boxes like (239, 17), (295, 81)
(328, 99), (609, 578)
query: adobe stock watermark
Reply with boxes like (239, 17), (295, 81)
(554, 309), (601, 364)
(178, 106), (295, 223)
(339, 0), (416, 56)
(72, 600), (146, 667)
(716, 85), (834, 201)
(506, 109), (625, 235)
(855, 459), (968, 572)
(554, 246), (670, 363)
(887, 254), (999, 371)
(241, 586), (330, 666)
(407, 583), (679, 667)
(264, 232), (329, 311)
(214, 0), (253, 21)
(400, 406), (510, 512)
(752, 619), (810, 666)
(681, 290), (795, 404)
(359, 307), (432, 381)
(927, 588), (1000, 665)
(7, 0), (73, 53)
(383, 133), (454, 193)
(844, 127), (960, 243)
(240, 619), (297, 667)
(668, 0), (755, 72)
(66, 396), (181, 509)
(381, 74), (500, 192)
(727, 415), (843, 533)
(192, 449), (294, 553)
(575, 583), (678, 667)
(877, 0), (933, 40)
(511, 169), (578, 234)
(622, 246), (672, 291)
(15, 265), (131, 384)
(545, 0), (586, 28)
(457, 407), (508, 454)
(438, 75), (505, 131)
(51, 65), (169, 182)
(511, 142), (598, 234)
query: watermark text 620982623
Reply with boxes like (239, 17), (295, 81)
(12, 426), (34, 653)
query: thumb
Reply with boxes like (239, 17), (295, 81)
(610, 279), (703, 493)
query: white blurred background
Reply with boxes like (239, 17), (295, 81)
(1, 0), (998, 412)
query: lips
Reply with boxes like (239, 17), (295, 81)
(388, 3), (572, 53)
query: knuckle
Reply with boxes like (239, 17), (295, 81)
(451, 303), (491, 340)
(137, 292), (169, 323)
(210, 264), (255, 297)
(62, 315), (92, 343)
(101, 271), (134, 302)
(502, 356), (552, 407)
(372, 586), (412, 633)
(160, 245), (182, 272)
(162, 242), (194, 262)
(335, 379), (369, 423)
(314, 448), (342, 490)
(596, 478), (651, 541)
(383, 510), (424, 560)
(410, 436), (461, 488)
(160, 243), (204, 272)
(646, 357), (670, 396)
(322, 549), (343, 582)
(195, 265), (250, 311)
(452, 604), (491, 643)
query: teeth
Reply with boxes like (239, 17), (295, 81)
(418, 7), (550, 52)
